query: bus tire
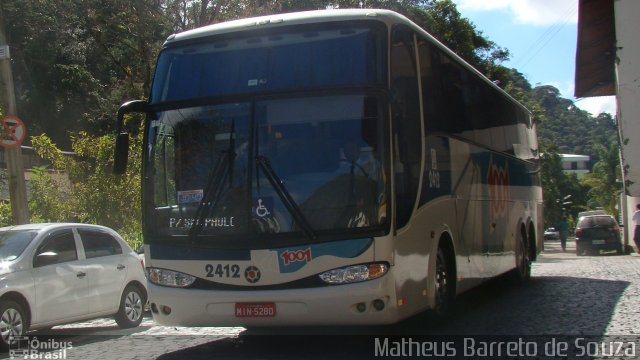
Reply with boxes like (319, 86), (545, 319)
(433, 246), (454, 320)
(513, 227), (531, 283)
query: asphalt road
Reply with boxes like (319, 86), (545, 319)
(4, 239), (640, 359)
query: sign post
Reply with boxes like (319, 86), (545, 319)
(0, 14), (29, 224)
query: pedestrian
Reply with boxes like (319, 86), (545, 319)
(558, 218), (570, 252)
(633, 204), (640, 254)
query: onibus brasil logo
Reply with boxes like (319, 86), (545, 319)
(9, 336), (72, 359)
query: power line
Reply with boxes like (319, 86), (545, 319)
(512, 2), (578, 71)
(513, 2), (577, 67)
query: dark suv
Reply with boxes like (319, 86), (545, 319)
(575, 214), (622, 255)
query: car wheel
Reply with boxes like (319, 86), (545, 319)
(576, 244), (582, 256)
(115, 285), (146, 329)
(0, 300), (27, 350)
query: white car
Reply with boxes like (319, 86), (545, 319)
(0, 223), (147, 348)
(544, 227), (560, 240)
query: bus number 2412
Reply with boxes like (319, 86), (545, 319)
(205, 264), (241, 278)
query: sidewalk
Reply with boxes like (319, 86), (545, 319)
(541, 238), (576, 254)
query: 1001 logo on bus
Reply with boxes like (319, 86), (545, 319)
(280, 248), (312, 266)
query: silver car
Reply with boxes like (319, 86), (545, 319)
(0, 223), (147, 349)
(544, 227), (560, 240)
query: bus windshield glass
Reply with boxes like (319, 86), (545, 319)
(151, 23), (384, 102)
(147, 95), (387, 243)
(145, 22), (388, 245)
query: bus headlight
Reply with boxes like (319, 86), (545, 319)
(319, 263), (388, 284)
(148, 267), (196, 287)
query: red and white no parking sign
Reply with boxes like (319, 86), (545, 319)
(0, 115), (26, 148)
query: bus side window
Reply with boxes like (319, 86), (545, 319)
(391, 26), (421, 229)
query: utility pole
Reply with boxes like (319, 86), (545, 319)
(0, 10), (30, 224)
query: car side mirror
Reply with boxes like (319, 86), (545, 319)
(34, 251), (59, 268)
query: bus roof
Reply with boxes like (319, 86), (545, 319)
(164, 9), (404, 45)
(163, 9), (531, 118)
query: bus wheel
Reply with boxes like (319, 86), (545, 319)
(434, 247), (454, 319)
(513, 229), (531, 283)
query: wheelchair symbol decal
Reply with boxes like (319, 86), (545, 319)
(256, 199), (270, 217)
(253, 197), (273, 218)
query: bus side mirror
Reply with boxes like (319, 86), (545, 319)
(113, 100), (148, 175)
(114, 132), (130, 174)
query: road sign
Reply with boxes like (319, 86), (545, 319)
(0, 115), (26, 148)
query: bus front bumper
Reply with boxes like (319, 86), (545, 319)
(148, 275), (400, 327)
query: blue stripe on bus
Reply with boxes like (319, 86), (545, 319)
(419, 137), (538, 207)
(150, 244), (251, 260)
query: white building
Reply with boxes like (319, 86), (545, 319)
(560, 154), (590, 180)
(575, 0), (640, 248)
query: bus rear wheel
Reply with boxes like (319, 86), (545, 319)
(513, 228), (531, 283)
(434, 246), (454, 319)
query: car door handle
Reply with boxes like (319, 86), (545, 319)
(77, 271), (87, 278)
(117, 264), (126, 270)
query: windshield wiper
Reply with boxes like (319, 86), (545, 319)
(255, 155), (317, 241)
(189, 120), (237, 242)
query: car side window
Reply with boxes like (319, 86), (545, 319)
(33, 229), (78, 267)
(78, 229), (123, 259)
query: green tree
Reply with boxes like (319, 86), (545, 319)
(503, 69), (545, 125)
(532, 85), (617, 162)
(29, 123), (144, 247)
(414, 0), (509, 72)
(540, 146), (589, 227)
(540, 150), (563, 226)
(0, 201), (11, 227)
(27, 165), (72, 223)
(1, 0), (169, 147)
(583, 143), (623, 219)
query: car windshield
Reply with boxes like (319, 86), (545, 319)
(0, 230), (38, 261)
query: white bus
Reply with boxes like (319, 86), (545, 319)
(114, 9), (543, 326)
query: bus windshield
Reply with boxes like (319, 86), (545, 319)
(151, 22), (384, 102)
(144, 22), (388, 245)
(146, 94), (388, 244)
